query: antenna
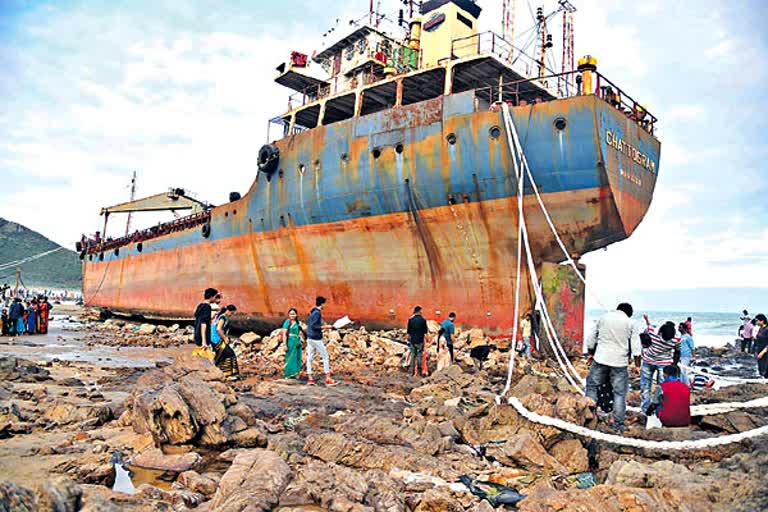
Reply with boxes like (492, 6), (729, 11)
(502, 0), (516, 44)
(125, 171), (137, 236)
(536, 7), (551, 79)
(559, 0), (577, 94)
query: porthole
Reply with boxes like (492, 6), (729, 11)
(372, 148), (381, 159)
(298, 164), (306, 174)
(489, 126), (501, 139)
(395, 143), (404, 154)
(446, 133), (457, 145)
(278, 169), (284, 179)
(340, 153), (350, 163)
(313, 159), (321, 171)
(233, 210), (237, 216)
(137, 242), (143, 253)
(225, 211), (229, 217)
(99, 253), (104, 261)
(554, 117), (567, 131)
(114, 248), (119, 256)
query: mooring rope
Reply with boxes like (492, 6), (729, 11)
(497, 103), (768, 447)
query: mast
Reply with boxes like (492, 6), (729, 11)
(125, 171), (137, 236)
(502, 0), (515, 44)
(559, 0), (577, 94)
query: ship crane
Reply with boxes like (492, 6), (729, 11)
(99, 188), (207, 238)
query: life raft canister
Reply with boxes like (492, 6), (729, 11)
(257, 144), (280, 174)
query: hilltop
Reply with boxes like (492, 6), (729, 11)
(0, 218), (81, 290)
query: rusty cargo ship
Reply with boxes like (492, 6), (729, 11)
(81, 0), (661, 345)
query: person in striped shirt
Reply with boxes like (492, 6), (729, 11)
(640, 314), (681, 413)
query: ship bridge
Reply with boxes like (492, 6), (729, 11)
(270, 0), (656, 140)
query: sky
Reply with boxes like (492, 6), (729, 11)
(0, 0), (767, 312)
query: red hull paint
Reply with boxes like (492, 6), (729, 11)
(84, 188), (618, 333)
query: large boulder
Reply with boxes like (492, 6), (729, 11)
(549, 439), (589, 474)
(0, 357), (51, 382)
(131, 449), (202, 473)
(0, 477), (82, 512)
(605, 460), (696, 489)
(126, 355), (265, 448)
(485, 433), (567, 475)
(209, 449), (292, 511)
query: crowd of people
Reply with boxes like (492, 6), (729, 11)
(738, 309), (768, 378)
(586, 304), (768, 434)
(0, 296), (52, 336)
(191, 288), (514, 385)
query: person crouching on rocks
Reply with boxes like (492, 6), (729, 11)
(211, 304), (240, 380)
(654, 365), (691, 427)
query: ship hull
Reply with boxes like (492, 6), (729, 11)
(84, 92), (660, 336)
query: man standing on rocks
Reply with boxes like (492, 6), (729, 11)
(194, 288), (219, 348)
(585, 303), (642, 434)
(440, 312), (457, 362)
(306, 296), (337, 386)
(407, 306), (428, 377)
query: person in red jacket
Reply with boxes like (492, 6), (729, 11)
(657, 365), (691, 427)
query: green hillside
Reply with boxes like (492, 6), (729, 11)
(0, 218), (82, 290)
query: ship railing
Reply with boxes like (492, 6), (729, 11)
(287, 83), (332, 111)
(450, 31), (548, 83)
(472, 69), (658, 135)
(83, 210), (212, 257)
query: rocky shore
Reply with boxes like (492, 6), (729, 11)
(1, 311), (767, 511)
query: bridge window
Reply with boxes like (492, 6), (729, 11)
(323, 93), (356, 125)
(402, 68), (446, 106)
(295, 104), (320, 130)
(361, 82), (398, 116)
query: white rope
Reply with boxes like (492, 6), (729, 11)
(501, 103), (585, 393)
(500, 104), (526, 397)
(510, 110), (607, 311)
(0, 247), (64, 272)
(497, 104), (768, 438)
(508, 396), (768, 450)
(680, 364), (768, 385)
(689, 396), (768, 416)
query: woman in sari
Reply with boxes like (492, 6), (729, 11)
(210, 304), (240, 380)
(37, 297), (51, 334)
(280, 308), (304, 378)
(27, 300), (38, 335)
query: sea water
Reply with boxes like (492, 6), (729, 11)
(585, 310), (744, 348)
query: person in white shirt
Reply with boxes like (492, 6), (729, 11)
(585, 303), (643, 434)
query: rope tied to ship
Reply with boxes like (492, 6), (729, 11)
(496, 102), (768, 450)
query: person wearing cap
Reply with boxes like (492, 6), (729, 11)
(407, 306), (428, 377)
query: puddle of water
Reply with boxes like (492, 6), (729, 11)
(125, 465), (175, 491)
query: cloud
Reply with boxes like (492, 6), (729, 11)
(705, 38), (734, 58)
(665, 105), (705, 122)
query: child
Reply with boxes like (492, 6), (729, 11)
(656, 365), (691, 427)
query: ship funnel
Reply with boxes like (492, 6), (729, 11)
(409, 16), (422, 50)
(577, 55), (597, 95)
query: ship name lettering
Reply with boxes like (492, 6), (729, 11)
(605, 130), (656, 173)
